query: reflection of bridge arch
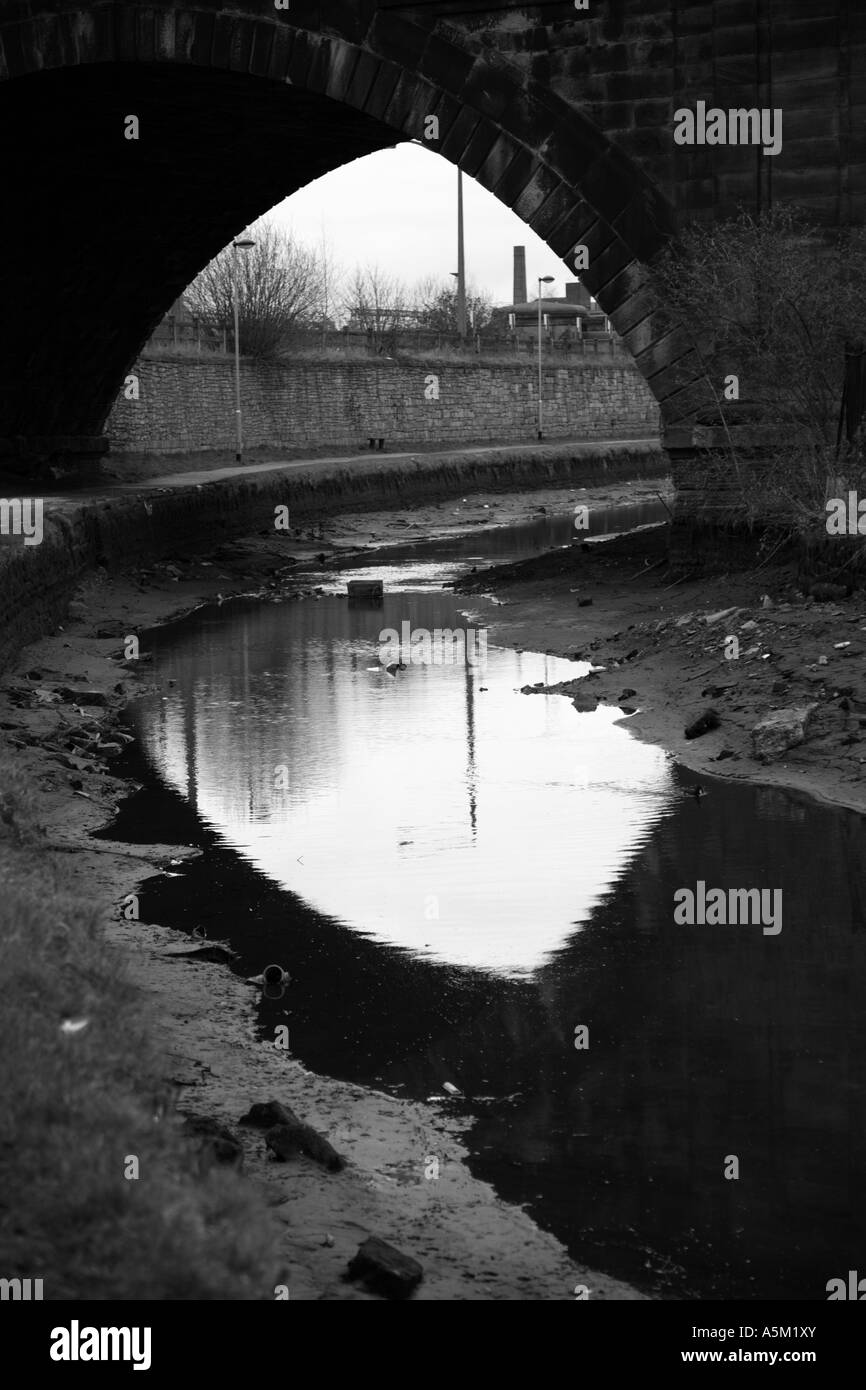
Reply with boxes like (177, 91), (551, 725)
(0, 3), (704, 475)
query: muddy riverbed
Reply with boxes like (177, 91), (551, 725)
(3, 474), (865, 1300)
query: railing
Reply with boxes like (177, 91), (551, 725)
(143, 321), (630, 361)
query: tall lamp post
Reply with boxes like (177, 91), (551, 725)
(232, 234), (256, 464)
(456, 166), (467, 342)
(537, 275), (555, 440)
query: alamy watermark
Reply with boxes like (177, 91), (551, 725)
(49, 1322), (151, 1371)
(1, 1276), (43, 1299)
(674, 882), (782, 936)
(826, 491), (866, 534)
(378, 621), (487, 670)
(0, 498), (43, 545)
(826, 1270), (866, 1299)
(673, 101), (782, 157)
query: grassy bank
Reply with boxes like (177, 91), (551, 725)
(0, 764), (280, 1300)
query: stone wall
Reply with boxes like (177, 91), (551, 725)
(106, 356), (659, 460)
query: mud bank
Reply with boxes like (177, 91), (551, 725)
(1, 478), (662, 1301)
(0, 438), (660, 673)
(457, 525), (866, 817)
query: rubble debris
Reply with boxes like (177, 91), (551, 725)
(751, 705), (818, 762)
(684, 708), (720, 740)
(346, 1236), (423, 1300)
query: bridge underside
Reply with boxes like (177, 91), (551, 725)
(2, 0), (853, 489)
(0, 3), (711, 482)
(0, 62), (398, 474)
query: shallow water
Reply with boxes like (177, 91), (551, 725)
(106, 512), (866, 1301)
(325, 496), (668, 588)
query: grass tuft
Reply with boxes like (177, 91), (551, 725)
(0, 766), (281, 1300)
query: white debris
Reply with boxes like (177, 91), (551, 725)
(60, 1018), (89, 1035)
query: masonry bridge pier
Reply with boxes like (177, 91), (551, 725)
(0, 1), (862, 555)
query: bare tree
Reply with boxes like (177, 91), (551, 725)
(341, 265), (411, 351)
(317, 229), (343, 334)
(410, 275), (495, 335)
(652, 206), (866, 534)
(186, 220), (327, 359)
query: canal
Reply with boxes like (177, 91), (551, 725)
(101, 498), (866, 1300)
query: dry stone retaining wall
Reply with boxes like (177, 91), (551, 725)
(106, 356), (660, 459)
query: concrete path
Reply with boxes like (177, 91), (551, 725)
(109, 436), (662, 492)
(0, 436), (660, 505)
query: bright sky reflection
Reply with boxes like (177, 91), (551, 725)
(138, 596), (677, 977)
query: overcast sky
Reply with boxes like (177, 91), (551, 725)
(265, 141), (574, 307)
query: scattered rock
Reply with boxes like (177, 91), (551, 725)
(346, 1236), (423, 1300)
(54, 686), (109, 706)
(265, 1121), (345, 1173)
(241, 1100), (346, 1172)
(702, 607), (740, 626)
(571, 690), (599, 712)
(739, 620), (758, 633)
(182, 1116), (244, 1169)
(684, 708), (720, 740)
(57, 753), (95, 773)
(619, 688), (637, 699)
(809, 582), (848, 602)
(701, 682), (737, 698)
(161, 943), (239, 965)
(578, 597), (593, 607)
(31, 687), (62, 705)
(239, 1101), (293, 1130)
(751, 705), (818, 762)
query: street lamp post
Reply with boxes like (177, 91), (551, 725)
(456, 167), (467, 342)
(450, 168), (468, 345)
(537, 275), (555, 440)
(232, 234), (255, 464)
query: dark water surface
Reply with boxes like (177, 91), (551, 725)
(324, 496), (668, 590)
(104, 526), (866, 1301)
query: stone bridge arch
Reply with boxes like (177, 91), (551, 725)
(0, 1), (702, 475)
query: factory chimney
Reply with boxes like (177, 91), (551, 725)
(513, 246), (527, 305)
